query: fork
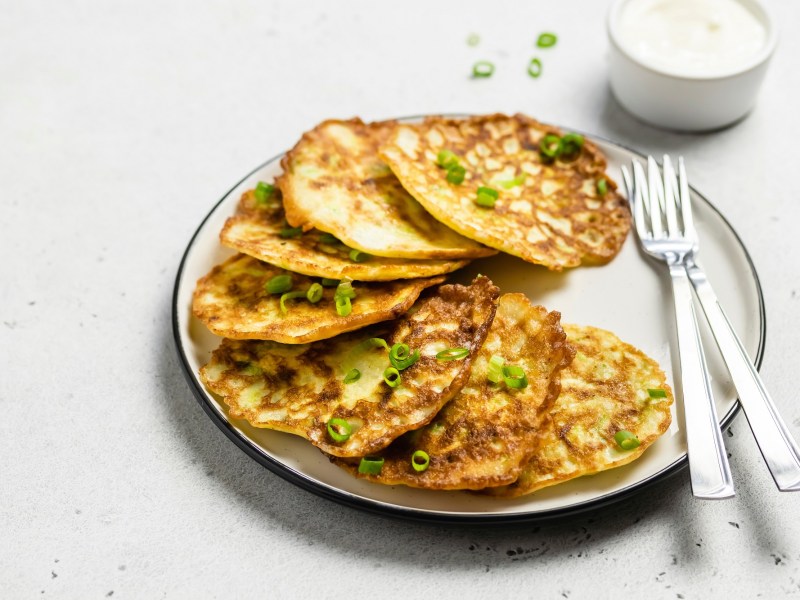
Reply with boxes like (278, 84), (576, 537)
(625, 156), (800, 494)
(622, 156), (734, 499)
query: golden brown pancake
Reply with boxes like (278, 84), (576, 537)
(279, 118), (495, 260)
(331, 294), (575, 490)
(192, 253), (445, 343)
(220, 189), (470, 281)
(199, 276), (500, 457)
(487, 324), (673, 497)
(379, 114), (631, 270)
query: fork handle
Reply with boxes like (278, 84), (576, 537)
(669, 264), (735, 499)
(687, 263), (800, 491)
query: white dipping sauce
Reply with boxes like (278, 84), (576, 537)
(618, 0), (767, 76)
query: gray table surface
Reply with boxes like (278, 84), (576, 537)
(2, 1), (799, 598)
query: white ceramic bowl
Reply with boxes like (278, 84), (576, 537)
(607, 0), (778, 131)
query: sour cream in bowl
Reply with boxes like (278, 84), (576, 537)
(607, 0), (777, 131)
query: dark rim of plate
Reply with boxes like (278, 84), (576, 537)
(171, 120), (765, 526)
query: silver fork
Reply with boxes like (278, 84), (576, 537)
(622, 156), (734, 499)
(638, 156), (800, 492)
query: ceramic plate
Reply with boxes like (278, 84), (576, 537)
(172, 127), (764, 524)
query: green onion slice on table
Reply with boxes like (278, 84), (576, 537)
(536, 32), (557, 48)
(527, 57), (543, 79)
(472, 60), (495, 78)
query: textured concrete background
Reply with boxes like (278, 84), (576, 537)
(2, 1), (799, 598)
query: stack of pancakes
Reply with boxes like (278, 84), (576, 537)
(192, 114), (672, 496)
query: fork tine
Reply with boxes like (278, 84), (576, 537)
(678, 156), (696, 239)
(622, 164), (641, 238)
(662, 155), (680, 237)
(646, 156), (665, 238)
(631, 160), (650, 240)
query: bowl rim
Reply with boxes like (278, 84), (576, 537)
(607, 0), (778, 81)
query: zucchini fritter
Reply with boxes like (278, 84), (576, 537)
(220, 190), (470, 281)
(199, 277), (500, 457)
(192, 253), (444, 343)
(379, 114), (630, 270)
(487, 324), (673, 497)
(333, 294), (575, 490)
(279, 119), (495, 260)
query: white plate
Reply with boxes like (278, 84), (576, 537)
(172, 132), (764, 524)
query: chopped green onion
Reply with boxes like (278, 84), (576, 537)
(487, 354), (505, 383)
(560, 132), (585, 159)
(389, 343), (420, 371)
(326, 418), (352, 443)
(411, 450), (430, 472)
(383, 366), (401, 388)
(647, 388), (667, 399)
(614, 430), (641, 450)
(475, 186), (499, 208)
(335, 296), (352, 317)
(446, 165), (466, 185)
(358, 456), (385, 475)
(477, 186), (499, 199)
(280, 290), (307, 313)
(472, 60), (495, 78)
(334, 279), (356, 300)
(265, 274), (292, 294)
(280, 226), (303, 239)
(536, 32), (558, 48)
(321, 278), (340, 287)
(498, 174), (526, 189)
(436, 150), (459, 170)
(349, 249), (371, 263)
(343, 369), (361, 384)
(319, 232), (340, 244)
(502, 364), (528, 389)
(306, 282), (323, 303)
(367, 337), (390, 351)
(527, 57), (543, 79)
(475, 192), (497, 208)
(597, 178), (608, 196)
(539, 133), (562, 159)
(436, 348), (470, 361)
(467, 33), (480, 47)
(254, 182), (275, 204)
